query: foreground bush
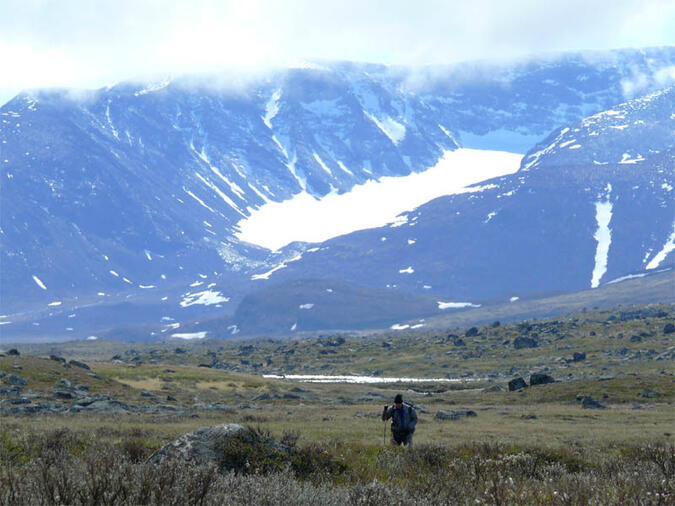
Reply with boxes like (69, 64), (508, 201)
(0, 429), (672, 505)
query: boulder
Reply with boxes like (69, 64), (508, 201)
(529, 373), (555, 386)
(514, 336), (537, 349)
(5, 374), (28, 386)
(435, 409), (477, 420)
(49, 355), (66, 363)
(664, 323), (675, 334)
(508, 377), (528, 391)
(580, 396), (606, 409)
(571, 352), (586, 362)
(71, 399), (130, 413)
(453, 338), (466, 347)
(465, 327), (479, 337)
(69, 360), (91, 370)
(53, 390), (76, 400)
(148, 424), (289, 471)
(7, 349), (20, 356)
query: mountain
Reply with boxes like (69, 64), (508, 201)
(1, 47), (674, 341)
(262, 87), (674, 302)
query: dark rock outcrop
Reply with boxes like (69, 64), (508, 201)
(5, 374), (28, 386)
(508, 377), (528, 391)
(580, 395), (606, 409)
(69, 360), (91, 370)
(435, 409), (477, 421)
(514, 337), (538, 349)
(529, 373), (555, 386)
(572, 352), (586, 362)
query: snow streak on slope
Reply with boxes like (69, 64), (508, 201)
(646, 223), (675, 269)
(235, 149), (522, 250)
(591, 184), (613, 288)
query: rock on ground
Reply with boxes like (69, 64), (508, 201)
(435, 409), (477, 420)
(508, 377), (528, 391)
(148, 424), (289, 471)
(529, 373), (555, 386)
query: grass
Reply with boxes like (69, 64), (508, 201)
(1, 427), (672, 505)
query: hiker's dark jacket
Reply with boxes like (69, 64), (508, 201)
(383, 404), (417, 434)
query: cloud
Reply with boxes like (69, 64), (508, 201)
(621, 65), (675, 98)
(0, 0), (673, 96)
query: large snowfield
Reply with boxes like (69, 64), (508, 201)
(236, 148), (523, 250)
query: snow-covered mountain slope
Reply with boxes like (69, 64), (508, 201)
(258, 88), (674, 302)
(1, 47), (673, 340)
(235, 148), (523, 250)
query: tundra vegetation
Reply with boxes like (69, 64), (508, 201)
(1, 304), (673, 505)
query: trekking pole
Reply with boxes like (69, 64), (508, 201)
(382, 404), (388, 445)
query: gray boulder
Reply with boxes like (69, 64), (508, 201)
(69, 360), (91, 370)
(508, 377), (528, 391)
(514, 337), (537, 349)
(148, 424), (289, 471)
(529, 373), (555, 386)
(70, 399), (130, 413)
(435, 409), (477, 420)
(580, 395), (606, 409)
(5, 374), (28, 386)
(572, 352), (586, 362)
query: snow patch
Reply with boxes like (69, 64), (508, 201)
(590, 184), (613, 288)
(236, 149), (522, 250)
(389, 215), (408, 228)
(185, 188), (217, 214)
(299, 303), (314, 310)
(180, 290), (230, 307)
(313, 153), (333, 176)
(399, 266), (414, 274)
(437, 301), (481, 309)
(48, 301), (62, 307)
(336, 161), (353, 176)
(171, 332), (207, 340)
(391, 323), (410, 330)
(509, 296), (520, 302)
(619, 153), (645, 164)
(606, 273), (648, 284)
(364, 112), (406, 145)
(32, 275), (47, 290)
(646, 224), (675, 270)
(262, 374), (485, 384)
(135, 79), (170, 96)
(262, 89), (281, 128)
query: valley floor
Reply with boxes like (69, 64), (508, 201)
(1, 304), (673, 504)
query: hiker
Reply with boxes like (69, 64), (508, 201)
(382, 393), (417, 446)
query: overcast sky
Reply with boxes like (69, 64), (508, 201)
(1, 0), (674, 104)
